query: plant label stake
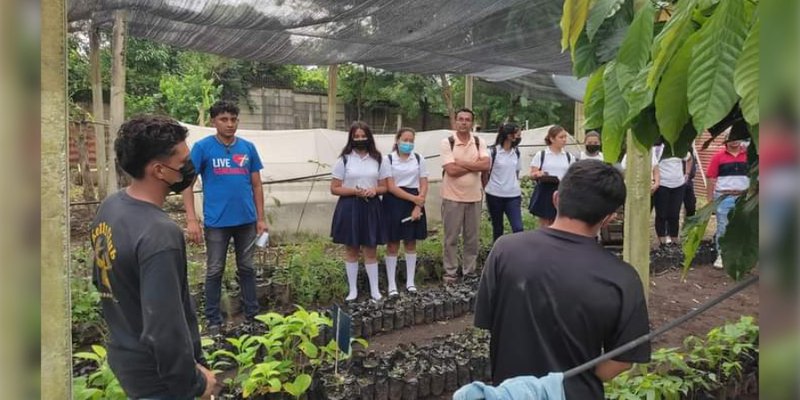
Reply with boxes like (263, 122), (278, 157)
(331, 304), (352, 376)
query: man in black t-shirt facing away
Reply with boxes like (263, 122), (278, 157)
(90, 116), (217, 399)
(475, 159), (650, 399)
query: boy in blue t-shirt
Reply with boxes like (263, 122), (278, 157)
(182, 100), (267, 333)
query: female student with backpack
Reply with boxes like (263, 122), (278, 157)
(528, 125), (576, 227)
(383, 127), (429, 296)
(330, 121), (391, 301)
(483, 123), (524, 242)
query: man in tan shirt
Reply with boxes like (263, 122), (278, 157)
(440, 108), (490, 283)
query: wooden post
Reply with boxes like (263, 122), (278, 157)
(90, 26), (108, 199)
(77, 122), (96, 202)
(574, 101), (585, 143)
(327, 64), (339, 129)
(108, 10), (128, 190)
(396, 114), (402, 131)
(464, 75), (474, 110)
(622, 132), (651, 299)
(41, 0), (72, 397)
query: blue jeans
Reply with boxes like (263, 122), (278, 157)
(204, 223), (259, 325)
(485, 194), (524, 242)
(714, 192), (739, 252)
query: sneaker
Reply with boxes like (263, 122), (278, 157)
(713, 256), (724, 269)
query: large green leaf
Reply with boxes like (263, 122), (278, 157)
(631, 107), (661, 150)
(655, 32), (700, 144)
(688, 0), (749, 132)
(587, 0), (627, 41)
(572, 31), (601, 77)
(720, 193), (759, 280)
(602, 61), (629, 163)
(734, 14), (760, 125)
(661, 122), (697, 159)
(623, 64), (654, 124)
(595, 1), (635, 63)
(647, 0), (698, 87)
(284, 374), (313, 398)
(616, 1), (656, 90)
(681, 198), (721, 275)
(584, 64), (606, 129)
(561, 0), (592, 51)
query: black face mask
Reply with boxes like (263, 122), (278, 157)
(162, 160), (197, 194)
(586, 144), (602, 154)
(352, 139), (369, 150)
(511, 138), (522, 147)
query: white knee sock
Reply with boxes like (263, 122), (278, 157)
(345, 261), (359, 301)
(385, 255), (398, 294)
(365, 262), (382, 300)
(405, 253), (417, 288)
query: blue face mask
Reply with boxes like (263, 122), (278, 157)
(398, 142), (414, 154)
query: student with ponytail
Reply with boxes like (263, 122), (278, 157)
(383, 128), (429, 296)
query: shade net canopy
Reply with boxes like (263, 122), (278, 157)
(68, 0), (576, 99)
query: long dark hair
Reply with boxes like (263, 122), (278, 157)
(392, 127), (416, 151)
(494, 123), (519, 147)
(340, 121), (382, 163)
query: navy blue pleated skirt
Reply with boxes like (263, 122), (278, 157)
(331, 196), (387, 247)
(528, 181), (559, 219)
(383, 188), (428, 242)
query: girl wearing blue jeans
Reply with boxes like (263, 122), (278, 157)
(483, 123), (524, 242)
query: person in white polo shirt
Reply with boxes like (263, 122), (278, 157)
(383, 127), (429, 295)
(528, 125), (576, 227)
(483, 123), (524, 242)
(579, 131), (604, 161)
(653, 142), (693, 246)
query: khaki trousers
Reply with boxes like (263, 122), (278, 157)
(441, 199), (482, 279)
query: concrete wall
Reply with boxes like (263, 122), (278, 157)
(238, 88), (348, 131)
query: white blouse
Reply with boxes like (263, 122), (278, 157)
(331, 151), (391, 189)
(385, 151), (429, 189)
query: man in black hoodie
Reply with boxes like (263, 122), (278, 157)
(90, 116), (217, 399)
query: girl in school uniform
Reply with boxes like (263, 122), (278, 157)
(580, 131), (604, 161)
(330, 121), (390, 301)
(483, 123), (524, 242)
(383, 128), (429, 296)
(528, 125), (576, 227)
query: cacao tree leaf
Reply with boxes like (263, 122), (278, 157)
(595, 0), (635, 63)
(681, 198), (721, 275)
(616, 1), (656, 90)
(655, 32), (700, 144)
(561, 0), (592, 51)
(734, 14), (760, 125)
(688, 0), (749, 132)
(584, 64), (606, 130)
(602, 61), (629, 163)
(630, 106), (661, 150)
(624, 64), (654, 124)
(720, 193), (759, 280)
(647, 0), (698, 87)
(587, 0), (627, 41)
(572, 31), (601, 77)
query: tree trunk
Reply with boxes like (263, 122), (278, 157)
(89, 25), (107, 199)
(623, 132), (651, 300)
(419, 98), (429, 131)
(109, 10), (128, 189)
(439, 74), (455, 129)
(507, 95), (521, 123)
(77, 122), (96, 203)
(327, 65), (339, 129)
